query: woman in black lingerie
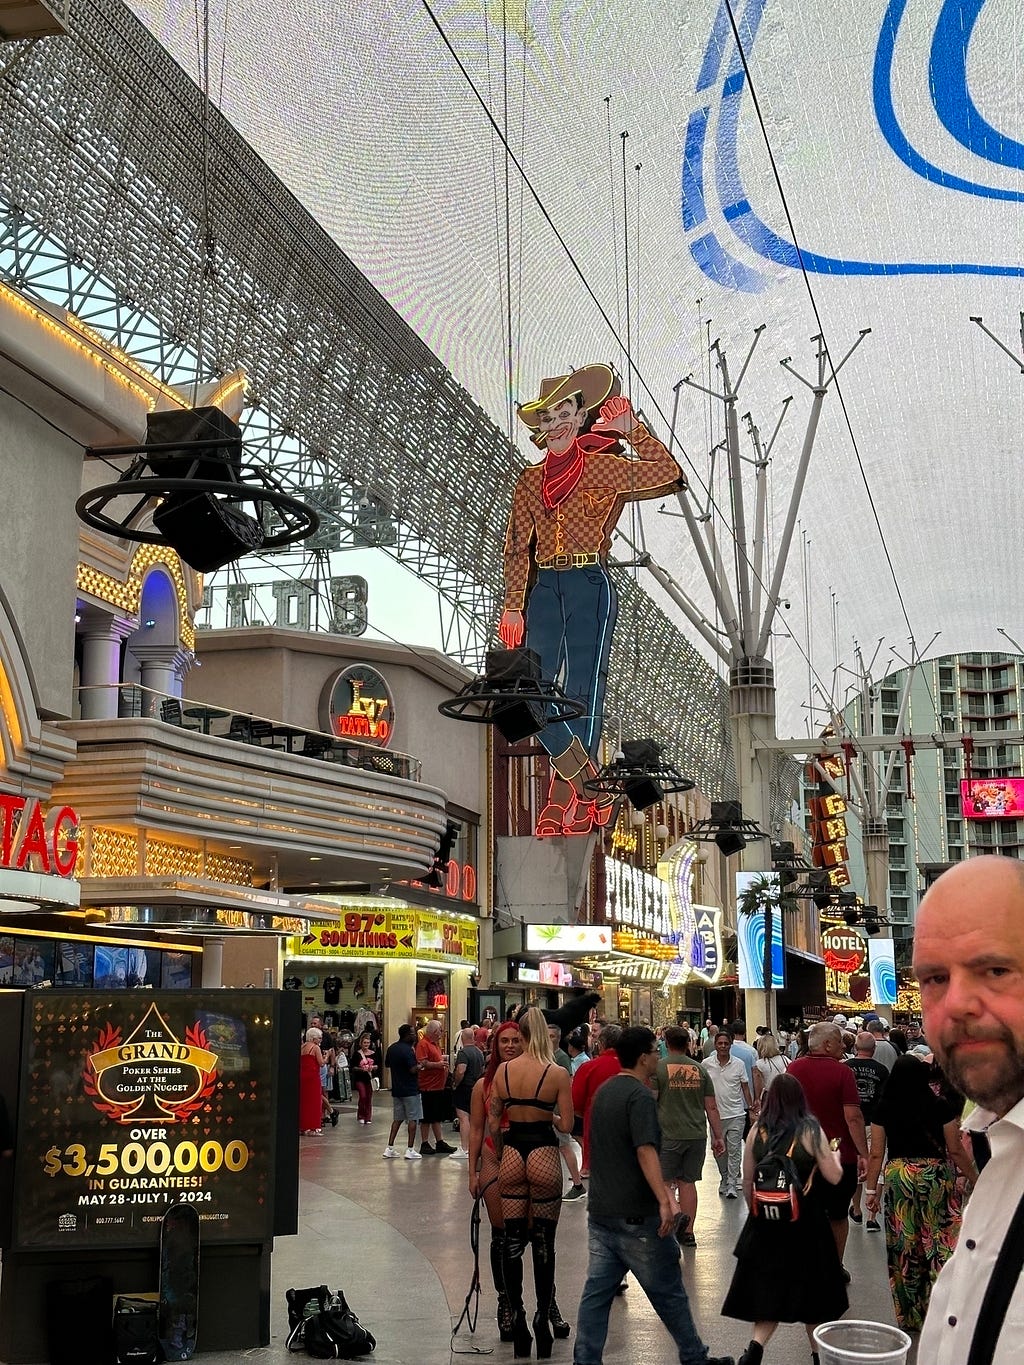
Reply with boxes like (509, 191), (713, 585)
(488, 1006), (573, 1359)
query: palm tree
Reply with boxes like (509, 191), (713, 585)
(737, 871), (798, 1032)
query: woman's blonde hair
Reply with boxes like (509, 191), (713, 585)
(517, 1007), (555, 1064)
(756, 1033), (780, 1059)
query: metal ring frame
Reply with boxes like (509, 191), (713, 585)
(76, 455), (319, 548)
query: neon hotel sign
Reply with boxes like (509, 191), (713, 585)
(0, 797), (80, 877)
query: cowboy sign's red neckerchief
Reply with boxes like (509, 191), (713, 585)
(540, 432), (620, 510)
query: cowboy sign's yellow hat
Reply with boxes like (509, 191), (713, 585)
(517, 363), (619, 431)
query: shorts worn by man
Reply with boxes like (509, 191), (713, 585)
(916, 857), (1024, 1363)
(573, 1026), (733, 1365)
(382, 1024), (423, 1160)
(652, 1026), (725, 1247)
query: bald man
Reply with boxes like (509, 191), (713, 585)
(915, 856), (1024, 1363)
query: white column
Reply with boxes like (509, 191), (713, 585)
(131, 644), (193, 708)
(201, 936), (225, 988)
(79, 612), (136, 719)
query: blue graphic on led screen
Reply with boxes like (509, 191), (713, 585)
(736, 904), (785, 990)
(684, 0), (1024, 292)
(661, 840), (725, 987)
(868, 938), (897, 1007)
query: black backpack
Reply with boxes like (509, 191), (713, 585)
(751, 1128), (813, 1222)
(285, 1286), (375, 1359)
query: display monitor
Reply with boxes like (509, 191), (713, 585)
(961, 778), (1024, 819)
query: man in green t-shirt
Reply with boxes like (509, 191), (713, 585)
(651, 1026), (725, 1248)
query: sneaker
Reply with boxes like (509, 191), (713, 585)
(866, 1218), (881, 1232)
(563, 1183), (586, 1201)
(381, 1146), (396, 1159)
(849, 1207), (863, 1224)
(725, 1189), (739, 1199)
(450, 1147), (469, 1159)
(419, 1143), (437, 1156)
(841, 1266), (851, 1284)
(707, 1357), (737, 1365)
(404, 1148), (422, 1161)
(679, 1232), (697, 1247)
(434, 1140), (457, 1154)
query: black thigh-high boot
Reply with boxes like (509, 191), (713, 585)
(490, 1229), (514, 1342)
(530, 1219), (558, 1359)
(501, 1218), (532, 1358)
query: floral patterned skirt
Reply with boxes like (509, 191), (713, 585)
(882, 1157), (961, 1331)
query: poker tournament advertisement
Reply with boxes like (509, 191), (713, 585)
(14, 991), (279, 1248)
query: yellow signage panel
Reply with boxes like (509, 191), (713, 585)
(288, 909), (478, 966)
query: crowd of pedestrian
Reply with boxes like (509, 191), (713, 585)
(295, 853), (1024, 1363)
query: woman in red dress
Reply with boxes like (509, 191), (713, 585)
(299, 1027), (332, 1134)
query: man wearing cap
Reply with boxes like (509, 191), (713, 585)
(500, 364), (685, 836)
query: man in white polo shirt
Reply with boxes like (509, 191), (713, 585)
(706, 1030), (752, 1200)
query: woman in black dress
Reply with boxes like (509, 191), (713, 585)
(722, 1073), (847, 1365)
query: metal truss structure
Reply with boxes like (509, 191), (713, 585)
(0, 0), (737, 798)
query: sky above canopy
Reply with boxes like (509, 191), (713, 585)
(128, 0), (1024, 738)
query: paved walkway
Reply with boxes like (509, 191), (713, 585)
(195, 1098), (914, 1365)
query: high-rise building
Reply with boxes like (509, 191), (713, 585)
(838, 651), (1024, 965)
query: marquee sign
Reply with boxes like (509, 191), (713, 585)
(604, 856), (672, 937)
(0, 797), (79, 877)
(822, 924), (866, 975)
(326, 664), (394, 747)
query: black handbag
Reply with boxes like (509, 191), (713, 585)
(113, 1296), (159, 1365)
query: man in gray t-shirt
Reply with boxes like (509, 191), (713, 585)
(574, 1028), (733, 1365)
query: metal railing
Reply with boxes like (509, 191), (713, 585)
(74, 684), (422, 781)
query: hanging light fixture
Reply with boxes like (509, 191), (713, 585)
(584, 738), (695, 812)
(77, 407), (318, 572)
(686, 800), (769, 857)
(437, 647), (584, 741)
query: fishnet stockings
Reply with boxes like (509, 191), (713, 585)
(498, 1143), (564, 1224)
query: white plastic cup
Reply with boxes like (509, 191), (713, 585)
(812, 1320), (912, 1365)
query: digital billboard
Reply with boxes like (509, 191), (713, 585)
(15, 992), (279, 1249)
(736, 872), (785, 990)
(961, 778), (1024, 819)
(868, 938), (897, 1007)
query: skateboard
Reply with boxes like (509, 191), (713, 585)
(158, 1203), (200, 1361)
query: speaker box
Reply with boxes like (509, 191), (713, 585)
(46, 1276), (114, 1365)
(711, 799), (743, 825)
(714, 827), (747, 857)
(493, 698), (544, 744)
(622, 738), (661, 768)
(153, 491), (264, 572)
(146, 406), (242, 479)
(624, 774), (664, 810)
(485, 648), (541, 685)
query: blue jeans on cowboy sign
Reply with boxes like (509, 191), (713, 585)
(525, 565), (618, 760)
(573, 1215), (712, 1365)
